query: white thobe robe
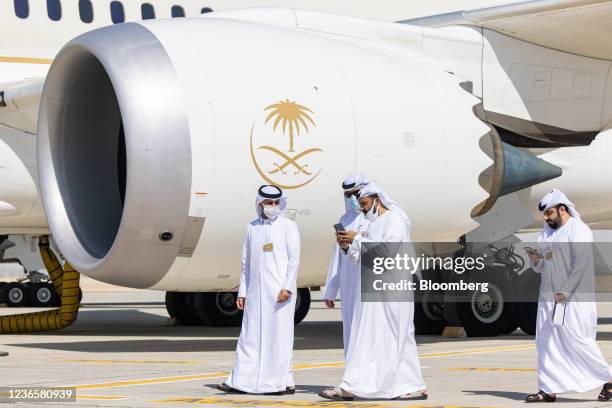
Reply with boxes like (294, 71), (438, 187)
(532, 216), (612, 394)
(340, 210), (425, 398)
(225, 215), (300, 393)
(323, 211), (368, 355)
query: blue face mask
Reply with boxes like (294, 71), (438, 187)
(349, 195), (360, 210)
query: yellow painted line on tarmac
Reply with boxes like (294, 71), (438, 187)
(66, 344), (534, 392)
(149, 397), (495, 407)
(76, 395), (129, 400)
(449, 367), (536, 372)
(293, 361), (343, 369)
(63, 359), (202, 364)
(150, 398), (374, 407)
(71, 361), (346, 390)
(70, 361), (344, 391)
(74, 371), (230, 390)
(420, 344), (535, 359)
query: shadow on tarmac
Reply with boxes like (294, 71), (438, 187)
(18, 298), (612, 353)
(5, 311), (542, 354)
(464, 390), (596, 403)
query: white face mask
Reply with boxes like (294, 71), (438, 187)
(364, 198), (379, 221)
(262, 205), (280, 220)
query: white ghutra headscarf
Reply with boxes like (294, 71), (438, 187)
(358, 181), (412, 231)
(538, 188), (581, 234)
(538, 188), (581, 219)
(255, 185), (286, 219)
(342, 173), (369, 191)
(342, 173), (369, 213)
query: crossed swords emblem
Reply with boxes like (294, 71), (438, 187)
(258, 145), (323, 176)
(249, 99), (324, 189)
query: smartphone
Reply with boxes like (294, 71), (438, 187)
(524, 246), (543, 259)
(333, 223), (345, 232)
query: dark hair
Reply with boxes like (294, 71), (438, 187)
(555, 203), (569, 213)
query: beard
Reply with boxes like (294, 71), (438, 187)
(546, 214), (562, 229)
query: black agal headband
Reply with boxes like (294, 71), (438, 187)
(258, 185), (282, 199)
(342, 181), (356, 190)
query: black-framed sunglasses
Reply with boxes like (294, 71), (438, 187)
(343, 190), (360, 198)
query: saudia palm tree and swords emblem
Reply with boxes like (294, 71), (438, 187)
(250, 99), (324, 189)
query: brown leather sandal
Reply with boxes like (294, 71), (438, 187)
(264, 387), (295, 395)
(318, 388), (354, 401)
(393, 391), (428, 400)
(598, 383), (612, 401)
(525, 391), (556, 403)
(216, 383), (246, 394)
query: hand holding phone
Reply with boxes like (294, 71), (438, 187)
(525, 246), (544, 265)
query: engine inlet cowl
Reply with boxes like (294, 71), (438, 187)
(37, 23), (192, 288)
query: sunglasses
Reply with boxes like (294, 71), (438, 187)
(343, 190), (360, 198)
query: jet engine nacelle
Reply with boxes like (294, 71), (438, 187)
(38, 13), (499, 290)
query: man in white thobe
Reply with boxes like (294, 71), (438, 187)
(218, 185), (300, 395)
(321, 182), (427, 401)
(323, 174), (369, 353)
(320, 174), (369, 398)
(525, 188), (612, 403)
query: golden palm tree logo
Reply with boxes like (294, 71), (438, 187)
(250, 99), (324, 189)
(264, 100), (315, 152)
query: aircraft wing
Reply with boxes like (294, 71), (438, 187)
(400, 0), (612, 60)
(0, 78), (44, 135)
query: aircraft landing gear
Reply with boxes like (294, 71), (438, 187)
(165, 288), (312, 327)
(513, 268), (540, 335)
(294, 288), (310, 325)
(30, 282), (56, 307)
(444, 267), (517, 337)
(165, 292), (202, 326)
(414, 245), (539, 337)
(1, 282), (28, 307)
(193, 292), (243, 326)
